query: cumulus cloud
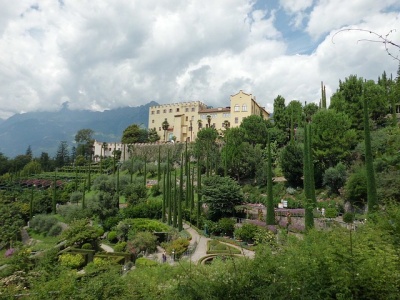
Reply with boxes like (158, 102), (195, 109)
(0, 0), (398, 119)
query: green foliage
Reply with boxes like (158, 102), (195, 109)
(81, 243), (93, 249)
(116, 218), (169, 241)
(325, 207), (338, 218)
(107, 231), (118, 243)
(162, 238), (189, 259)
(130, 231), (158, 253)
(239, 115), (268, 147)
(202, 175), (244, 221)
(121, 124), (148, 144)
(150, 183), (161, 196)
(234, 223), (258, 243)
(21, 160), (42, 177)
(280, 142), (303, 187)
(343, 212), (355, 223)
(345, 166), (368, 206)
(123, 182), (148, 205)
(29, 214), (59, 235)
(217, 218), (236, 236)
(323, 162), (347, 194)
(114, 242), (127, 252)
(61, 218), (102, 248)
(122, 199), (162, 219)
(69, 191), (82, 204)
(135, 257), (158, 267)
(58, 253), (85, 269)
(207, 240), (241, 254)
(0, 200), (24, 246)
(311, 109), (357, 170)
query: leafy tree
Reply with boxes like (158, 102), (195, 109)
(130, 231), (158, 253)
(322, 162), (347, 195)
(303, 102), (319, 122)
(61, 218), (102, 248)
(21, 160), (42, 177)
(240, 115), (268, 147)
(312, 109), (357, 170)
(345, 166), (367, 207)
(0, 152), (10, 175)
(148, 127), (160, 143)
(121, 124), (148, 144)
(75, 128), (94, 159)
(123, 181), (148, 206)
(194, 127), (219, 176)
(202, 175), (243, 220)
(280, 142), (303, 187)
(330, 75), (388, 130)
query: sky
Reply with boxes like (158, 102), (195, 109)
(0, 0), (399, 120)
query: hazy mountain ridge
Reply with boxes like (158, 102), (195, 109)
(0, 101), (157, 158)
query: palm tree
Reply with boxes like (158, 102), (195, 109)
(223, 120), (230, 129)
(162, 118), (169, 142)
(206, 114), (212, 128)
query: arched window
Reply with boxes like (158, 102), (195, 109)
(242, 104), (247, 112)
(234, 104), (240, 112)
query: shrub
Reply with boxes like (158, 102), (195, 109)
(343, 212), (355, 224)
(114, 242), (127, 252)
(162, 238), (190, 259)
(234, 223), (258, 243)
(135, 257), (158, 268)
(58, 253), (85, 269)
(108, 231), (118, 243)
(150, 184), (161, 197)
(29, 214), (59, 235)
(81, 243), (93, 250)
(253, 228), (275, 246)
(122, 199), (162, 219)
(325, 207), (338, 218)
(323, 162), (347, 195)
(130, 231), (158, 253)
(217, 218), (236, 236)
(47, 224), (63, 237)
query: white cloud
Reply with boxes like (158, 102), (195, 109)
(0, 0), (398, 120)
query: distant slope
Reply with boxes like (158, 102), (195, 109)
(0, 101), (157, 158)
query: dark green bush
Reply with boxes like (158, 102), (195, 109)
(48, 224), (63, 237)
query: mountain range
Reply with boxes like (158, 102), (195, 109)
(0, 102), (157, 158)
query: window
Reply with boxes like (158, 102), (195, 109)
(163, 109), (166, 113)
(242, 104), (247, 112)
(152, 120), (154, 123)
(185, 108), (189, 112)
(159, 127), (161, 131)
(186, 116), (188, 121)
(234, 105), (240, 112)
(235, 117), (239, 124)
(176, 108), (180, 112)
(191, 107), (195, 112)
(169, 109), (172, 113)
(157, 110), (160, 114)
(151, 111), (154, 115)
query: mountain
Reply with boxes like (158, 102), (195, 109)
(0, 102), (157, 158)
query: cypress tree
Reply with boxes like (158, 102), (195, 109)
(266, 133), (275, 225)
(157, 145), (161, 183)
(303, 124), (314, 229)
(162, 168), (166, 223)
(178, 153), (184, 231)
(197, 161), (202, 228)
(167, 151), (172, 225)
(143, 154), (147, 187)
(52, 169), (57, 214)
(363, 90), (378, 212)
(82, 179), (86, 209)
(173, 170), (178, 228)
